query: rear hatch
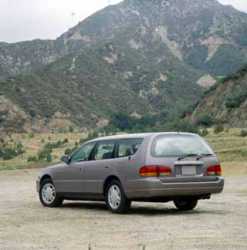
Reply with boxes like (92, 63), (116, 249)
(146, 133), (221, 181)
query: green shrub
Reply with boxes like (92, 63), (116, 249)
(0, 142), (25, 160)
(46, 153), (52, 162)
(165, 119), (199, 133)
(64, 148), (72, 155)
(43, 139), (67, 151)
(1, 148), (17, 160)
(225, 127), (229, 133)
(240, 130), (247, 137)
(109, 112), (157, 132)
(196, 114), (214, 127)
(69, 126), (74, 133)
(16, 142), (24, 154)
(37, 139), (67, 162)
(38, 147), (52, 161)
(200, 128), (209, 137)
(28, 133), (34, 139)
(214, 124), (224, 134)
(239, 149), (247, 158)
(27, 156), (38, 162)
(63, 138), (69, 144)
(225, 89), (247, 109)
(65, 146), (78, 156)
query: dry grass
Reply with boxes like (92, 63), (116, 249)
(221, 162), (247, 176)
(205, 128), (247, 163)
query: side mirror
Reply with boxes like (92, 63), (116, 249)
(61, 155), (70, 164)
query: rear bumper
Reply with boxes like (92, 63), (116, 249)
(126, 176), (224, 199)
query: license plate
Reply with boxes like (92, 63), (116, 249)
(182, 166), (197, 176)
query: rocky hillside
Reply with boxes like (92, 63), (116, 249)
(1, 0), (247, 132)
(0, 40), (67, 81)
(193, 65), (247, 127)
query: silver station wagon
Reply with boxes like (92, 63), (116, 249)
(37, 133), (224, 213)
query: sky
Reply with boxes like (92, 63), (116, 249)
(0, 0), (246, 43)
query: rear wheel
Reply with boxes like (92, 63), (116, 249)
(174, 198), (198, 211)
(105, 180), (131, 213)
(39, 178), (63, 207)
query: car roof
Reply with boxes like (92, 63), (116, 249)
(88, 132), (197, 143)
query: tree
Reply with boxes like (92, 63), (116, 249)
(196, 114), (214, 127)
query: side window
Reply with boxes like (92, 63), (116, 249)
(70, 143), (95, 163)
(93, 141), (115, 160)
(117, 139), (143, 158)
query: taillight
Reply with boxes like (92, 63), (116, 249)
(139, 166), (157, 177)
(207, 164), (222, 176)
(139, 165), (171, 177)
(159, 166), (172, 176)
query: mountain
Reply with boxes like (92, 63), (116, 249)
(1, 0), (247, 132)
(192, 65), (247, 127)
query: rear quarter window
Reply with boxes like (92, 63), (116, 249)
(116, 138), (143, 158)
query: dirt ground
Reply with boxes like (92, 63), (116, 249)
(0, 169), (247, 250)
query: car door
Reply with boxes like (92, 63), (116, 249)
(53, 142), (96, 194)
(82, 140), (116, 194)
(113, 139), (144, 189)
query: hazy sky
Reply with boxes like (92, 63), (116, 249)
(0, 0), (246, 43)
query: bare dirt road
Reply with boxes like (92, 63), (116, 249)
(0, 169), (247, 250)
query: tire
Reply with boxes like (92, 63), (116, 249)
(105, 180), (131, 213)
(174, 198), (198, 211)
(39, 178), (63, 207)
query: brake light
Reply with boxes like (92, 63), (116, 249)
(207, 164), (222, 176)
(139, 165), (171, 177)
(159, 166), (172, 176)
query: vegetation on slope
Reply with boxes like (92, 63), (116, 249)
(193, 65), (247, 127)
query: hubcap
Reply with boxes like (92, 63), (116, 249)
(41, 183), (56, 205)
(108, 185), (121, 210)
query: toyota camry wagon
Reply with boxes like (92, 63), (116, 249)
(37, 132), (224, 213)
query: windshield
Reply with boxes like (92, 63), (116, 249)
(152, 134), (214, 158)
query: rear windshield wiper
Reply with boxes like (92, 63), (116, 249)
(178, 153), (213, 161)
(196, 153), (214, 160)
(177, 154), (200, 161)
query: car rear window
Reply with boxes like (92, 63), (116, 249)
(152, 134), (213, 157)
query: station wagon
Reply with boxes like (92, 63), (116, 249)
(37, 133), (224, 213)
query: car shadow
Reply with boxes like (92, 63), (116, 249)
(61, 201), (228, 216)
(128, 205), (228, 216)
(62, 201), (107, 211)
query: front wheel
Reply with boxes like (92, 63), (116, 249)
(174, 198), (198, 211)
(105, 180), (131, 213)
(39, 179), (63, 207)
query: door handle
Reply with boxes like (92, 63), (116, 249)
(105, 166), (109, 169)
